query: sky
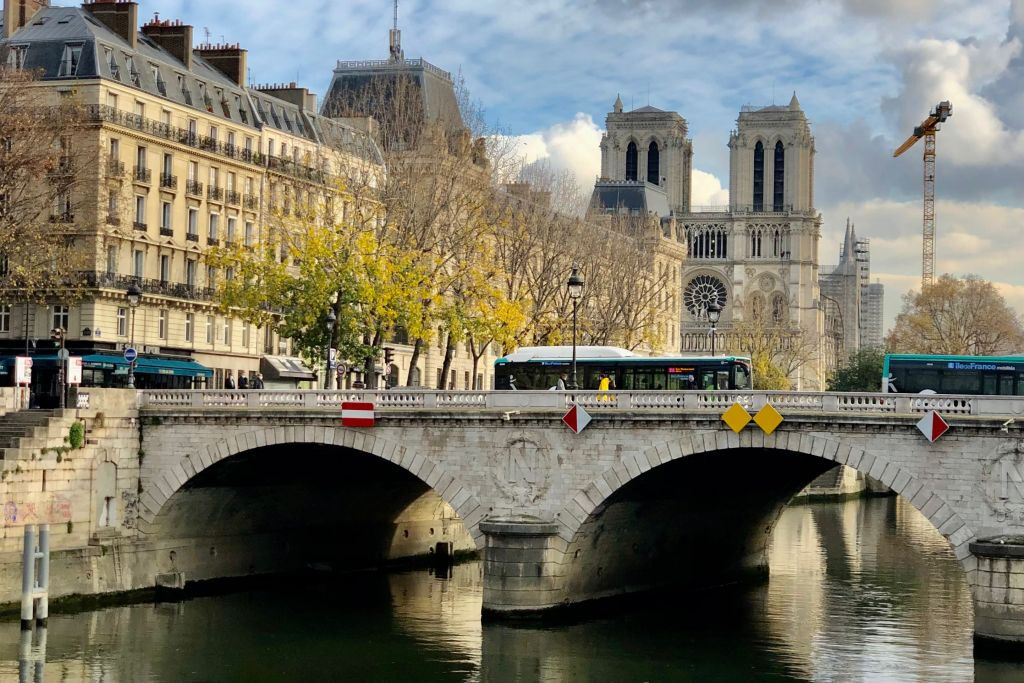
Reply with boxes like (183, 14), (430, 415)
(154, 0), (1024, 333)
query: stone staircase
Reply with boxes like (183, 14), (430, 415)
(0, 409), (74, 461)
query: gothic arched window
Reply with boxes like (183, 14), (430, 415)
(773, 140), (785, 211)
(753, 141), (764, 211)
(625, 141), (638, 181)
(647, 141), (660, 185)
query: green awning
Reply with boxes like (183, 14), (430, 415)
(81, 354), (128, 370)
(134, 357), (213, 378)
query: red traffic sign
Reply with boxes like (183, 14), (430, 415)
(562, 403), (592, 434)
(341, 401), (375, 428)
(916, 410), (949, 443)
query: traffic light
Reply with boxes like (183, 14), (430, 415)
(384, 347), (395, 365)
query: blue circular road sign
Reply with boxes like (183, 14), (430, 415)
(124, 347), (138, 363)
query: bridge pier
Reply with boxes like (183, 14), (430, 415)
(480, 518), (566, 616)
(971, 538), (1024, 650)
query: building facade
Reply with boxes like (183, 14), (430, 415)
(596, 94), (826, 388)
(0, 0), (505, 397)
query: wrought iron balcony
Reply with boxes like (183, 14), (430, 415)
(133, 167), (151, 184)
(159, 174), (178, 190)
(81, 271), (216, 301)
(208, 186), (223, 202)
(160, 226), (173, 237)
(133, 221), (147, 231)
(226, 190), (241, 205)
(186, 180), (203, 196)
(106, 215), (120, 226)
(207, 236), (220, 246)
(106, 159), (125, 177)
(186, 232), (199, 242)
(243, 194), (258, 210)
(48, 212), (74, 223)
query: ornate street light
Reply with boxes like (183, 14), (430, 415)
(126, 282), (142, 389)
(706, 300), (722, 357)
(567, 266), (584, 389)
(325, 309), (337, 390)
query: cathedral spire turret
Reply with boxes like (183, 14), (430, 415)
(613, 93), (623, 113)
(789, 91), (801, 110)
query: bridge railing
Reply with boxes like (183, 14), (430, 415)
(137, 390), (1024, 417)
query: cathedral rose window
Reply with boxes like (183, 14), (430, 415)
(684, 275), (727, 319)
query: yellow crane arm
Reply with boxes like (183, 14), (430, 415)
(893, 132), (920, 157)
(893, 113), (941, 157)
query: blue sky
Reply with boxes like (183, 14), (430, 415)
(152, 0), (1024, 331)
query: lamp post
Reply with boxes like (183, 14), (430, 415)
(566, 266), (584, 389)
(126, 283), (142, 389)
(706, 300), (722, 356)
(50, 327), (65, 409)
(324, 309), (336, 390)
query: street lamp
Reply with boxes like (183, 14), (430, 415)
(50, 327), (65, 409)
(706, 300), (722, 356)
(566, 266), (584, 389)
(324, 309), (337, 390)
(126, 282), (142, 389)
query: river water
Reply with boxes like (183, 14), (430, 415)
(4, 496), (1024, 681)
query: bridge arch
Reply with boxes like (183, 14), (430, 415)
(557, 429), (977, 584)
(136, 425), (486, 550)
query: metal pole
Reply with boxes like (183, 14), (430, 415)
(23, 302), (29, 355)
(711, 322), (717, 356)
(20, 526), (34, 630)
(58, 336), (65, 411)
(127, 307), (136, 389)
(35, 525), (48, 626)
(571, 299), (578, 390)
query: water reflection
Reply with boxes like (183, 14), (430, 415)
(4, 497), (1024, 681)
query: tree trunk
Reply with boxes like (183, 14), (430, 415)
(438, 331), (455, 389)
(363, 330), (381, 389)
(406, 337), (423, 386)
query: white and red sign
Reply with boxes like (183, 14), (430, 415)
(562, 403), (592, 434)
(341, 401), (375, 428)
(14, 356), (31, 385)
(67, 357), (83, 385)
(916, 410), (949, 443)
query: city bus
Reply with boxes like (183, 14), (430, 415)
(882, 354), (1024, 395)
(494, 346), (753, 391)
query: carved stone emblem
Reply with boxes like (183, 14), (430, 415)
(490, 434), (554, 507)
(982, 439), (1024, 525)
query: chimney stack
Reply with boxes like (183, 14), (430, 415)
(82, 1), (138, 49)
(195, 43), (247, 87)
(255, 82), (314, 111)
(3, 0), (49, 40)
(141, 17), (193, 70)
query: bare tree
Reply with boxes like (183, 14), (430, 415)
(0, 67), (95, 316)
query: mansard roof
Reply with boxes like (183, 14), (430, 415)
(0, 6), (381, 164)
(589, 180), (670, 218)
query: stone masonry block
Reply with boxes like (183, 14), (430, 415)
(822, 441), (840, 461)
(868, 458), (888, 481)
(739, 429), (753, 448)
(846, 448), (864, 468)
(857, 453), (876, 476)
(593, 476), (613, 501)
(889, 470), (911, 495)
(645, 448), (661, 470)
(834, 444), (852, 464)
(811, 437), (827, 457)
(255, 430), (267, 448)
(667, 441), (683, 460)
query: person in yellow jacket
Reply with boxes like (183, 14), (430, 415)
(598, 373), (612, 402)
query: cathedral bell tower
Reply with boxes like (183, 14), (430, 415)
(728, 92), (814, 213)
(599, 95), (693, 214)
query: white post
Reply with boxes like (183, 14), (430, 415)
(35, 525), (49, 625)
(20, 526), (34, 630)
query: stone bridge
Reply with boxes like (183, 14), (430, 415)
(127, 388), (1024, 646)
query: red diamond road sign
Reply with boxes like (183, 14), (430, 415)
(916, 410), (949, 443)
(562, 403), (592, 434)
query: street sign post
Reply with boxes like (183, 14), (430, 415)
(123, 347), (138, 363)
(66, 357), (83, 385)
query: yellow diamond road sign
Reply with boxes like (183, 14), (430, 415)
(721, 402), (752, 433)
(754, 403), (784, 435)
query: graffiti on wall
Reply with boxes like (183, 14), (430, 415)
(1, 494), (73, 526)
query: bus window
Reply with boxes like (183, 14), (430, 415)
(735, 364), (751, 389)
(906, 370), (940, 393)
(941, 371), (980, 394)
(983, 374), (997, 396)
(999, 374), (1014, 396)
(700, 370), (716, 390)
(1018, 374), (1024, 395)
(716, 370), (730, 390)
(667, 373), (694, 390)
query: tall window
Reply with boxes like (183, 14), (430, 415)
(106, 245), (117, 274)
(117, 308), (127, 336)
(161, 201), (172, 230)
(244, 221), (254, 247)
(0, 305), (10, 333)
(625, 141), (638, 181)
(753, 141), (764, 211)
(188, 208), (198, 236)
(158, 309), (167, 339)
(58, 44), (83, 77)
(185, 259), (197, 287)
(187, 160), (198, 182)
(133, 249), (144, 277)
(185, 313), (194, 342)
(205, 315), (214, 344)
(136, 146), (147, 171)
(227, 217), (236, 243)
(773, 140), (785, 212)
(209, 213), (219, 239)
(222, 318), (231, 345)
(241, 322), (250, 348)
(52, 305), (69, 331)
(160, 254), (170, 283)
(162, 153), (172, 177)
(647, 141), (660, 185)
(134, 195), (146, 226)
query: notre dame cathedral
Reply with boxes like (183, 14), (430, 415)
(592, 93), (828, 389)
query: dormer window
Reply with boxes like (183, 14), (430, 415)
(6, 45), (28, 70)
(58, 43), (83, 77)
(150, 64), (166, 96)
(103, 47), (119, 79)
(125, 55), (140, 87)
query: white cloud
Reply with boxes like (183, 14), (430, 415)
(691, 169), (730, 207)
(514, 113), (603, 187)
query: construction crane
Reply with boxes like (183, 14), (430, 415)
(893, 100), (952, 288)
